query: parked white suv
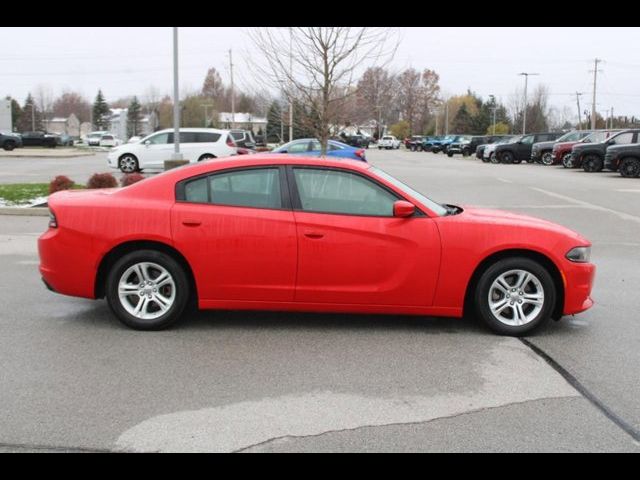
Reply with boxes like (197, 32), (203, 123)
(107, 128), (237, 173)
(378, 135), (401, 150)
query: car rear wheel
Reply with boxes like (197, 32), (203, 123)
(620, 157), (640, 178)
(106, 250), (189, 330)
(583, 154), (603, 172)
(198, 153), (216, 162)
(501, 151), (515, 164)
(3, 141), (16, 151)
(474, 257), (556, 336)
(119, 154), (139, 173)
(541, 152), (554, 165)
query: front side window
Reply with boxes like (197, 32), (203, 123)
(521, 135), (535, 145)
(610, 132), (634, 145)
(286, 141), (310, 153)
(293, 168), (397, 216)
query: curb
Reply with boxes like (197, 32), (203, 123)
(0, 207), (49, 217)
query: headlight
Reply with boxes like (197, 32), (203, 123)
(566, 246), (591, 263)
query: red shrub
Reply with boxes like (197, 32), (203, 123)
(49, 175), (75, 194)
(120, 172), (145, 187)
(87, 173), (118, 189)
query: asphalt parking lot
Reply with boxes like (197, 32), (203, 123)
(0, 149), (639, 452)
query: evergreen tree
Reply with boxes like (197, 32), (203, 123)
(266, 101), (283, 142)
(126, 96), (143, 138)
(18, 93), (43, 132)
(452, 104), (473, 133)
(92, 89), (110, 130)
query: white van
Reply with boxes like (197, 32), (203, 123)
(107, 128), (238, 173)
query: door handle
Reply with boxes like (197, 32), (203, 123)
(181, 219), (201, 227)
(304, 231), (324, 239)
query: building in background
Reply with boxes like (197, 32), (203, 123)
(107, 108), (157, 141)
(219, 112), (267, 134)
(47, 114), (80, 138)
(0, 99), (11, 132)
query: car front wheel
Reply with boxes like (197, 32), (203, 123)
(3, 141), (16, 151)
(562, 153), (574, 168)
(119, 154), (139, 173)
(620, 157), (640, 178)
(198, 153), (216, 162)
(106, 250), (190, 330)
(583, 154), (603, 172)
(541, 152), (554, 166)
(474, 257), (556, 336)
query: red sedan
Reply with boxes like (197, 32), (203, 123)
(38, 156), (595, 335)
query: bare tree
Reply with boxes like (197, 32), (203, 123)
(52, 91), (91, 123)
(34, 84), (54, 131)
(249, 27), (399, 154)
(356, 66), (395, 137)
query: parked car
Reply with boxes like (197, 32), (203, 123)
(107, 128), (238, 173)
(405, 135), (424, 151)
(99, 134), (122, 147)
(377, 135), (401, 150)
(85, 131), (110, 146)
(432, 135), (458, 154)
(340, 134), (371, 149)
(475, 135), (512, 161)
(20, 131), (58, 148)
(0, 131), (23, 151)
(604, 143), (640, 177)
(271, 138), (366, 161)
(570, 129), (640, 172)
(39, 155), (595, 335)
(484, 136), (518, 163)
(494, 132), (563, 164)
(52, 133), (75, 147)
(229, 129), (256, 149)
(421, 136), (445, 152)
(555, 130), (620, 168)
(531, 130), (594, 165)
(446, 135), (473, 157)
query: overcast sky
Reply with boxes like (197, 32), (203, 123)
(2, 27), (640, 119)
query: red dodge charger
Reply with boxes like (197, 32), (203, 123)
(38, 155), (595, 335)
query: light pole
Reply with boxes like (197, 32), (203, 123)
(172, 27), (182, 160)
(489, 94), (497, 135)
(518, 72), (539, 134)
(201, 104), (213, 127)
(288, 27), (293, 142)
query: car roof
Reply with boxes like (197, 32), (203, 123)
(154, 128), (230, 133)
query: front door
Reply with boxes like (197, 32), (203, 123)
(143, 132), (174, 168)
(172, 166), (297, 302)
(289, 166), (441, 306)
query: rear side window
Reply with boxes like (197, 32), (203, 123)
(196, 132), (221, 143)
(182, 168), (282, 210)
(180, 132), (198, 143)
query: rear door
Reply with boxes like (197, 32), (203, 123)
(172, 166), (297, 302)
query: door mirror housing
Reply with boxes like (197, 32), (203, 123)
(393, 200), (415, 218)
(144, 140), (151, 146)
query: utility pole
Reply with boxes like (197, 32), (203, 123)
(518, 72), (539, 134)
(30, 102), (35, 131)
(575, 92), (583, 130)
(489, 94), (497, 135)
(434, 109), (438, 136)
(590, 58), (602, 130)
(172, 27), (182, 160)
(288, 27), (293, 143)
(201, 104), (213, 127)
(444, 100), (449, 135)
(229, 49), (235, 129)
(611, 107), (614, 129)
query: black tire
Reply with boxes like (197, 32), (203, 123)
(562, 153), (574, 168)
(198, 153), (216, 162)
(462, 149), (470, 157)
(620, 157), (640, 178)
(106, 249), (190, 330)
(447, 151), (453, 157)
(418, 145), (423, 152)
(583, 154), (603, 172)
(378, 147), (382, 150)
(541, 152), (554, 166)
(474, 257), (556, 336)
(3, 141), (16, 151)
(490, 152), (499, 164)
(410, 145), (416, 152)
(119, 154), (139, 173)
(482, 156), (490, 163)
(501, 151), (514, 164)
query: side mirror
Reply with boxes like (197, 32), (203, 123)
(144, 140), (151, 146)
(393, 200), (415, 218)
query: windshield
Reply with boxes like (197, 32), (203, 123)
(371, 167), (449, 217)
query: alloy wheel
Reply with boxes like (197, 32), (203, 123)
(488, 269), (545, 326)
(118, 262), (176, 320)
(541, 152), (554, 165)
(119, 155), (138, 173)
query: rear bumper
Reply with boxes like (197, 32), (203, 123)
(562, 261), (596, 315)
(603, 155), (618, 171)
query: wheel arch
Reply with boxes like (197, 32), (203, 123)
(94, 240), (198, 305)
(462, 248), (565, 321)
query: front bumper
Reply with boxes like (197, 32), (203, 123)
(530, 150), (542, 162)
(562, 261), (596, 315)
(603, 154), (618, 171)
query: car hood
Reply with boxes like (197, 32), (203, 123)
(454, 206), (586, 241)
(572, 141), (605, 152)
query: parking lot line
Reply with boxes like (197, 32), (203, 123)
(530, 187), (640, 225)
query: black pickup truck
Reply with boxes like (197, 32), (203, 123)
(571, 129), (640, 172)
(494, 132), (563, 164)
(604, 143), (640, 177)
(20, 131), (58, 148)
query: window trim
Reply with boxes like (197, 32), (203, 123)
(286, 165), (425, 218)
(175, 165), (291, 211)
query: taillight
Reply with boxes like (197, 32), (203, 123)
(355, 149), (366, 160)
(49, 210), (58, 228)
(226, 135), (235, 147)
